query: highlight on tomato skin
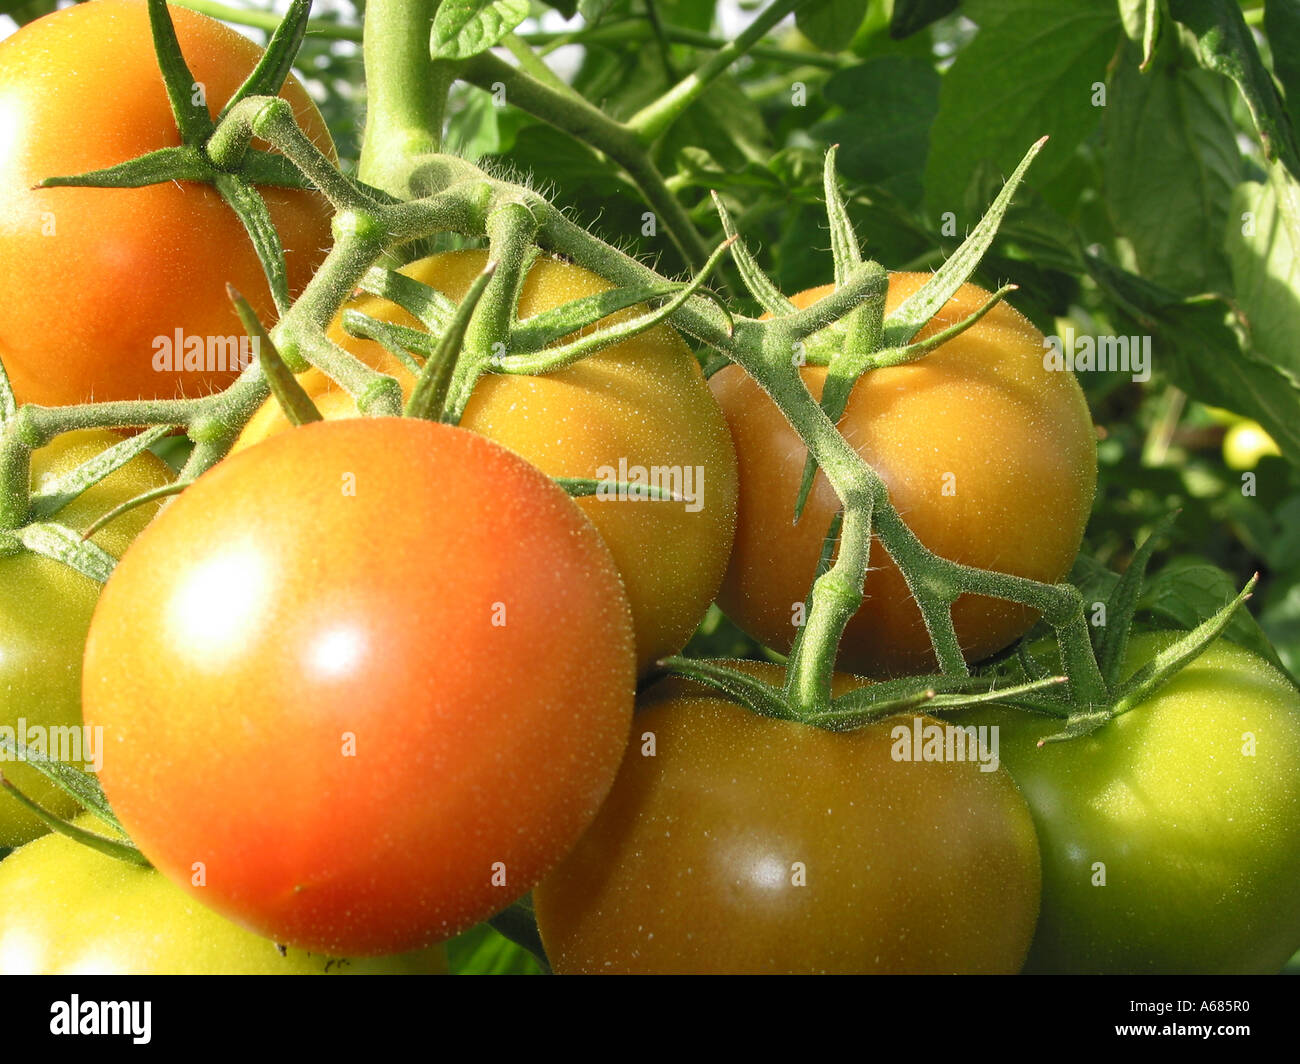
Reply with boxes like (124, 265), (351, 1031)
(81, 418), (638, 957)
(533, 662), (1043, 975)
(713, 273), (1097, 679)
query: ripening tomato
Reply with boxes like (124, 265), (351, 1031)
(959, 633), (1300, 973)
(0, 0), (336, 406)
(0, 815), (446, 974)
(82, 418), (636, 956)
(711, 275), (1096, 676)
(534, 661), (1042, 973)
(0, 430), (172, 847)
(234, 250), (738, 673)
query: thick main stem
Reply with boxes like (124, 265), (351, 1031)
(358, 0), (453, 199)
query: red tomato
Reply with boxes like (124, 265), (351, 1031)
(82, 418), (636, 955)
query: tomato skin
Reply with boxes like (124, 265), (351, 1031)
(534, 661), (1042, 974)
(234, 250), (739, 673)
(959, 633), (1300, 973)
(711, 275), (1096, 677)
(0, 0), (336, 406)
(0, 430), (172, 847)
(83, 418), (636, 956)
(0, 816), (446, 974)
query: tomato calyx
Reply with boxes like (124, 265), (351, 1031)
(37, 0), (324, 315)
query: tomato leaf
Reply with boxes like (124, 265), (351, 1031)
(923, 0), (1120, 221)
(1265, 0), (1300, 138)
(1101, 39), (1240, 294)
(28, 426), (171, 524)
(1085, 250), (1300, 465)
(814, 56), (942, 207)
(1168, 0), (1300, 180)
(797, 0), (870, 53)
(431, 0), (530, 60)
(890, 0), (959, 38)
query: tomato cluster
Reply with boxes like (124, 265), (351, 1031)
(2, 0), (1298, 979)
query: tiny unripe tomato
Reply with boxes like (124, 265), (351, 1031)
(535, 662), (1042, 974)
(711, 274), (1097, 676)
(0, 816), (446, 974)
(235, 250), (738, 673)
(1223, 420), (1281, 470)
(83, 418), (636, 956)
(0, 430), (172, 847)
(0, 0), (336, 406)
(960, 633), (1300, 973)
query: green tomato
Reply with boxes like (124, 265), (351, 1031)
(1223, 420), (1281, 471)
(963, 632), (1300, 973)
(0, 816), (447, 974)
(0, 430), (172, 846)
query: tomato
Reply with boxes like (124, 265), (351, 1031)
(234, 250), (738, 673)
(0, 815), (445, 974)
(1223, 419), (1281, 470)
(533, 661), (1042, 973)
(959, 632), (1300, 973)
(0, 0), (336, 406)
(0, 430), (172, 847)
(710, 274), (1097, 676)
(82, 417), (636, 956)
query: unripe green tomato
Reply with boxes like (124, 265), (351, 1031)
(0, 816), (447, 974)
(0, 430), (172, 847)
(959, 633), (1300, 973)
(1223, 420), (1281, 470)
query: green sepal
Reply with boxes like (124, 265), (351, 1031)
(556, 478), (682, 502)
(485, 896), (551, 973)
(656, 657), (797, 722)
(711, 191), (795, 317)
(510, 283), (685, 354)
(812, 673), (1067, 731)
(1095, 511), (1180, 687)
(340, 312), (433, 376)
(19, 522), (118, 583)
(408, 263), (496, 423)
(146, 0), (214, 145)
(883, 137), (1045, 347)
(356, 267), (458, 333)
(28, 426), (170, 523)
(40, 146), (211, 188)
(220, 0), (313, 120)
(214, 173), (291, 314)
(0, 736), (126, 835)
(1109, 575), (1257, 716)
